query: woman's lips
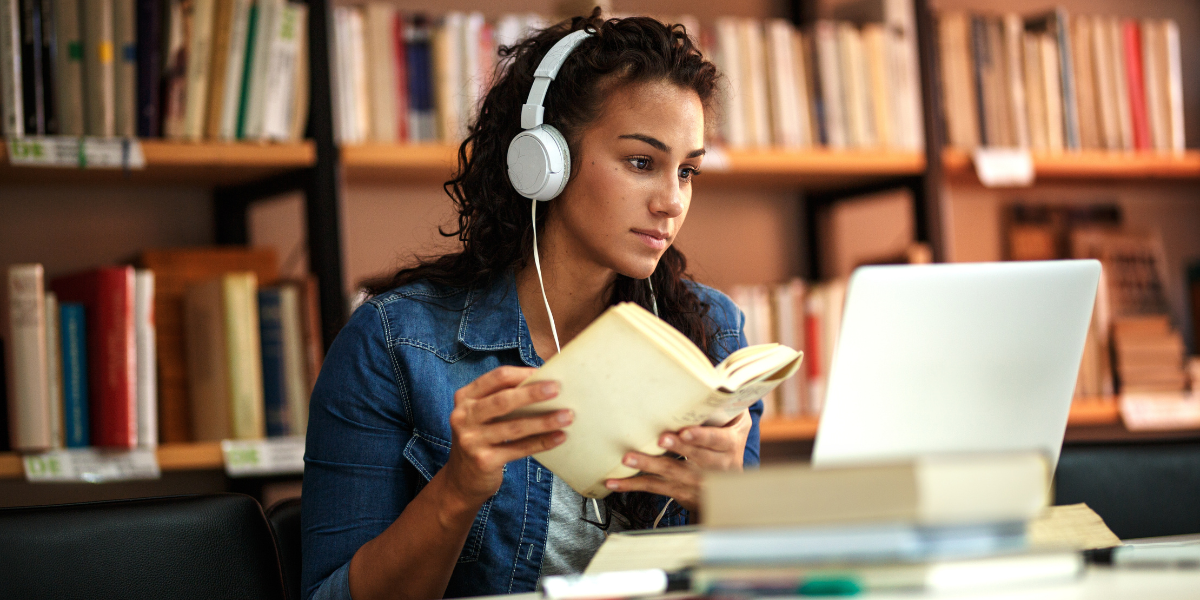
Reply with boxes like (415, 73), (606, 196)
(632, 229), (668, 250)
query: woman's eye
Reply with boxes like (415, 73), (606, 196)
(679, 167), (701, 181)
(628, 157), (651, 170)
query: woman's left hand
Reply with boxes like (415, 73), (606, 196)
(604, 409), (753, 513)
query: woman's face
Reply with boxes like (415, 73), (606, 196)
(548, 79), (706, 280)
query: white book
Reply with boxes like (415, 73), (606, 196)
(364, 2), (398, 143)
(216, 0), (252, 140)
(241, 0), (282, 140)
(1023, 33), (1047, 152)
(1140, 20), (1167, 154)
(789, 28), (814, 148)
(182, 0), (216, 140)
(1041, 34), (1064, 153)
(713, 18), (744, 148)
(6, 265), (50, 451)
(260, 3), (305, 141)
(1090, 16), (1119, 151)
(0, 0), (22, 136)
(741, 19), (770, 148)
(1108, 17), (1133, 151)
(1164, 19), (1184, 155)
(279, 285), (308, 436)
(53, 0), (84, 136)
(815, 20), (846, 149)
(330, 8), (351, 143)
(1003, 14), (1029, 149)
(44, 291), (62, 448)
(861, 24), (892, 148)
(113, 0), (136, 137)
(838, 23), (873, 149)
(347, 7), (369, 143)
(764, 20), (799, 148)
(433, 12), (462, 142)
(134, 270), (157, 448)
(461, 12), (485, 135)
(882, 0), (923, 150)
(493, 14), (522, 49)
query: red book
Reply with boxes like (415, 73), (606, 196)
(51, 267), (138, 448)
(1123, 20), (1151, 151)
(392, 12), (409, 143)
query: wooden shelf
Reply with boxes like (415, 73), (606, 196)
(943, 148), (1200, 181)
(340, 143), (925, 190)
(0, 140), (315, 186)
(0, 442), (224, 480)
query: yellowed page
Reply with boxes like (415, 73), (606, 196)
(584, 530), (702, 574)
(1028, 503), (1121, 550)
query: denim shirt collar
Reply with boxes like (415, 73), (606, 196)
(457, 271), (544, 368)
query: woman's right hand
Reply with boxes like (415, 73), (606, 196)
(443, 366), (572, 506)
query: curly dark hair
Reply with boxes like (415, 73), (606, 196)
(364, 9), (722, 529)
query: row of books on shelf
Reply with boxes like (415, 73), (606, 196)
(937, 8), (1186, 154)
(328, 4), (926, 152)
(2, 247), (322, 453)
(0, 0), (310, 142)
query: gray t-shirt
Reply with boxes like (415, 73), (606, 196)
(538, 475), (629, 579)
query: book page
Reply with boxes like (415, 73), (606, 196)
(584, 529), (702, 574)
(1028, 503), (1121, 550)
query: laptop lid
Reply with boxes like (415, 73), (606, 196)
(812, 260), (1102, 470)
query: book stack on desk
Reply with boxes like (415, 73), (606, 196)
(691, 453), (1083, 595)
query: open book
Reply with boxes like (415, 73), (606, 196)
(516, 302), (803, 498)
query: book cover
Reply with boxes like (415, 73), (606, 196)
(134, 269), (157, 447)
(135, 0), (162, 137)
(19, 0), (44, 134)
(516, 302), (802, 498)
(60, 302), (89, 447)
(0, 0), (23, 136)
(258, 287), (288, 436)
(52, 0), (82, 135)
(82, 0), (114, 137)
(6, 264), (51, 451)
(138, 246), (277, 443)
(112, 0), (135, 136)
(50, 266), (137, 448)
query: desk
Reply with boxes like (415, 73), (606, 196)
(852, 567), (1200, 599)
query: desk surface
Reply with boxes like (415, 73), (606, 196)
(850, 567), (1200, 600)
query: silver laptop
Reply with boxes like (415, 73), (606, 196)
(812, 260), (1101, 470)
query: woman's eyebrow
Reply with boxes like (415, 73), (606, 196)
(618, 133), (706, 158)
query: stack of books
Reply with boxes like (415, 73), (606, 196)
(1111, 316), (1188, 394)
(0, 0), (310, 141)
(3, 248), (323, 453)
(937, 8), (1185, 153)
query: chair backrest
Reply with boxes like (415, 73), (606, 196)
(266, 497), (303, 600)
(0, 493), (287, 600)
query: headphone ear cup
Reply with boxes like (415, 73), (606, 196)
(542, 125), (571, 199)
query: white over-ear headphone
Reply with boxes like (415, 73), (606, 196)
(506, 29), (593, 201)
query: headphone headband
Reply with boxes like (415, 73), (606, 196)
(520, 29), (594, 129)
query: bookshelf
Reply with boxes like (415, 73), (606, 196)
(0, 442), (223, 480)
(942, 148), (1200, 180)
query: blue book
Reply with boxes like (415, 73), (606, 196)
(60, 303), (89, 447)
(258, 289), (289, 436)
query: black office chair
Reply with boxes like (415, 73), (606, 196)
(0, 493), (287, 600)
(266, 497), (303, 600)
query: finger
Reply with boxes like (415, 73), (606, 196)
(672, 426), (738, 453)
(479, 409), (573, 444)
(658, 434), (726, 467)
(621, 452), (699, 485)
(491, 430), (567, 465)
(471, 380), (560, 423)
(457, 366), (538, 404)
(605, 473), (678, 497)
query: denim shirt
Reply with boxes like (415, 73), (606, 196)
(301, 272), (761, 600)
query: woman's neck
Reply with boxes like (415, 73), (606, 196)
(515, 243), (616, 361)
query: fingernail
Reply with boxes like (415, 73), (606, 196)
(552, 431), (566, 443)
(541, 382), (559, 396)
(606, 480), (619, 490)
(660, 436), (674, 449)
(681, 430), (694, 442)
(557, 410), (573, 424)
(623, 455), (638, 467)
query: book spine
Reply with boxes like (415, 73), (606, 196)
(181, 0), (214, 140)
(1164, 19), (1184, 154)
(279, 285), (307, 435)
(60, 302), (88, 447)
(286, 2), (306, 141)
(0, 0), (22, 136)
(112, 0), (133, 136)
(224, 273), (265, 439)
(1054, 11), (1080, 150)
(1122, 19), (1150, 151)
(134, 269), (156, 447)
(43, 290), (62, 447)
(366, 2), (396, 143)
(160, 0), (186, 138)
(82, 0), (113, 137)
(216, 0), (248, 139)
(258, 288), (288, 436)
(185, 278), (232, 441)
(405, 16), (433, 142)
(36, 0), (54, 133)
(105, 267), (138, 448)
(259, 1), (302, 140)
(135, 0), (161, 136)
(240, 0), (278, 139)
(203, 0), (233, 140)
(18, 0), (43, 134)
(7, 264), (50, 451)
(233, 0), (256, 138)
(391, 10), (407, 142)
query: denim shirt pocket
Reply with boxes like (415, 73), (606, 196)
(402, 430), (495, 563)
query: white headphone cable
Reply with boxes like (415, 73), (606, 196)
(532, 198), (562, 353)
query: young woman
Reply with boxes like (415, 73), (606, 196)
(302, 12), (763, 600)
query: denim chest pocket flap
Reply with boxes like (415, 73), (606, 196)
(403, 430), (494, 563)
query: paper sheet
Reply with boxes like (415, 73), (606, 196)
(584, 529), (701, 574)
(1028, 504), (1121, 550)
